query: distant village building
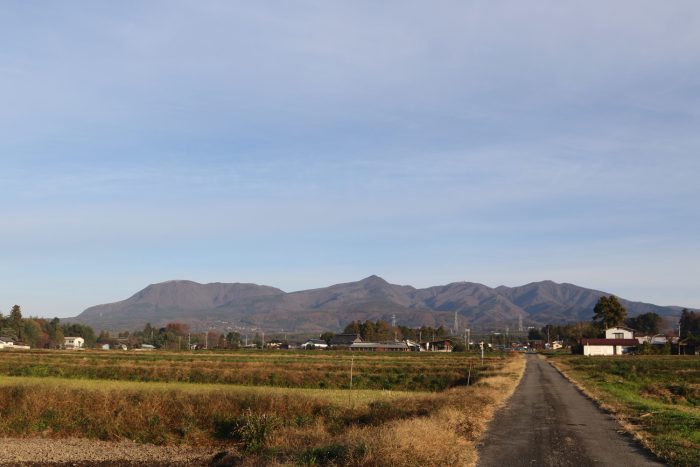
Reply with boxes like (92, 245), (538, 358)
(421, 339), (453, 352)
(64, 336), (85, 349)
(329, 334), (363, 349)
(266, 339), (283, 349)
(605, 326), (635, 340)
(349, 341), (410, 352)
(678, 338), (700, 355)
(301, 339), (328, 350)
(0, 338), (15, 349)
(405, 339), (422, 351)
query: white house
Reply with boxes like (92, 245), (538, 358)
(64, 336), (85, 349)
(580, 326), (638, 356)
(0, 338), (13, 349)
(605, 326), (635, 340)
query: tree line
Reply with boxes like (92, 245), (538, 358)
(0, 305), (95, 348)
(341, 320), (450, 342)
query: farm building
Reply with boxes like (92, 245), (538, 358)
(422, 339), (453, 352)
(301, 339), (328, 350)
(329, 334), (363, 349)
(349, 341), (410, 352)
(64, 336), (85, 349)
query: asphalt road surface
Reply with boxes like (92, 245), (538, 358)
(477, 354), (665, 467)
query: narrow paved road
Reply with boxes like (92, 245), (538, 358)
(477, 354), (665, 467)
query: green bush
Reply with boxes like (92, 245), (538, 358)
(213, 409), (280, 453)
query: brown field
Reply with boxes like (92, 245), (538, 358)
(0, 350), (524, 466)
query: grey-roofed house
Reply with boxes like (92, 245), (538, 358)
(329, 334), (363, 349)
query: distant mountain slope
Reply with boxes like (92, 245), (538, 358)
(70, 276), (687, 333)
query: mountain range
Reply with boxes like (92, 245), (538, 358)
(69, 276), (688, 334)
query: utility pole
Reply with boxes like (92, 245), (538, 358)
(188, 333), (191, 351)
(467, 329), (471, 351)
(205, 331), (208, 350)
(262, 331), (265, 349)
(349, 356), (354, 389)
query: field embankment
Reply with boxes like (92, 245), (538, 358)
(548, 355), (700, 467)
(0, 350), (524, 466)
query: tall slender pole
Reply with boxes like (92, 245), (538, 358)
(350, 356), (354, 389)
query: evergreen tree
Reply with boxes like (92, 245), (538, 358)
(592, 295), (627, 330)
(9, 305), (22, 339)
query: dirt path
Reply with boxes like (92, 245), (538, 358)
(0, 438), (218, 466)
(477, 354), (665, 467)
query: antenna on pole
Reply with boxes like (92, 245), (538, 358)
(454, 311), (459, 335)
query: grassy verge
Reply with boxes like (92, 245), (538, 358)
(0, 353), (524, 466)
(548, 355), (700, 466)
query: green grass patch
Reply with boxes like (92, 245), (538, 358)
(549, 355), (700, 466)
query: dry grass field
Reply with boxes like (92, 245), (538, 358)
(0, 350), (524, 466)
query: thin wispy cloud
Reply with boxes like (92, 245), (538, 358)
(0, 1), (698, 315)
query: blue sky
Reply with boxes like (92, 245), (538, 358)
(1, 1), (699, 317)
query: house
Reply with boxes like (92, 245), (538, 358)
(574, 326), (639, 356)
(0, 338), (14, 349)
(64, 336), (85, 349)
(301, 339), (328, 350)
(605, 326), (635, 340)
(329, 334), (363, 349)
